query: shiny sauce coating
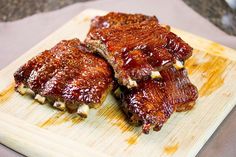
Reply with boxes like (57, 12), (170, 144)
(88, 16), (192, 86)
(121, 66), (198, 133)
(14, 39), (113, 107)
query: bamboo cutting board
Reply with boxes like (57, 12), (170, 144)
(1, 9), (236, 157)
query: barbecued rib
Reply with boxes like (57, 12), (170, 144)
(14, 39), (113, 117)
(120, 66), (198, 133)
(160, 67), (198, 112)
(86, 13), (192, 88)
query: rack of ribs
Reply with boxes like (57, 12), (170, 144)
(120, 67), (198, 133)
(14, 39), (113, 117)
(13, 12), (198, 134)
(86, 12), (193, 88)
(86, 12), (198, 133)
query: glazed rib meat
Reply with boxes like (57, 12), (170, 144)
(160, 67), (198, 112)
(86, 12), (193, 88)
(85, 12), (198, 133)
(121, 66), (198, 133)
(14, 39), (113, 117)
(13, 12), (198, 134)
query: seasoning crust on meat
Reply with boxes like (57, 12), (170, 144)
(14, 39), (113, 117)
(89, 12), (158, 32)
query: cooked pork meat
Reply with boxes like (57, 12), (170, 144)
(86, 12), (197, 132)
(14, 39), (113, 117)
(121, 66), (198, 133)
(13, 12), (198, 134)
(86, 13), (192, 88)
(89, 12), (158, 32)
(160, 67), (198, 112)
(121, 79), (175, 134)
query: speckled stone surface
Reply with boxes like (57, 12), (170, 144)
(183, 0), (236, 35)
(0, 0), (91, 21)
(0, 0), (235, 35)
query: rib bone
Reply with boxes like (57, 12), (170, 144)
(127, 77), (138, 88)
(151, 71), (161, 79)
(16, 84), (27, 95)
(77, 104), (90, 118)
(53, 101), (66, 111)
(174, 60), (184, 70)
(34, 94), (46, 104)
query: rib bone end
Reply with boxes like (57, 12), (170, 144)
(16, 84), (27, 95)
(77, 104), (89, 118)
(53, 101), (66, 111)
(151, 71), (161, 79)
(127, 78), (137, 88)
(34, 94), (46, 104)
(174, 60), (184, 70)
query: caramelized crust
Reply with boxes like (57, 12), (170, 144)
(160, 67), (198, 112)
(14, 12), (198, 132)
(89, 12), (158, 32)
(121, 79), (174, 134)
(86, 12), (197, 132)
(86, 13), (193, 88)
(121, 66), (198, 133)
(166, 32), (193, 61)
(14, 39), (113, 112)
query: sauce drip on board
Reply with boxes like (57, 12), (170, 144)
(186, 51), (229, 97)
(38, 111), (83, 128)
(163, 143), (179, 155)
(0, 83), (15, 104)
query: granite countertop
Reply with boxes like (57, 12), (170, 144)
(183, 0), (236, 36)
(0, 0), (236, 35)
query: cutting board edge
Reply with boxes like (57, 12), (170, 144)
(186, 102), (236, 157)
(0, 112), (111, 157)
